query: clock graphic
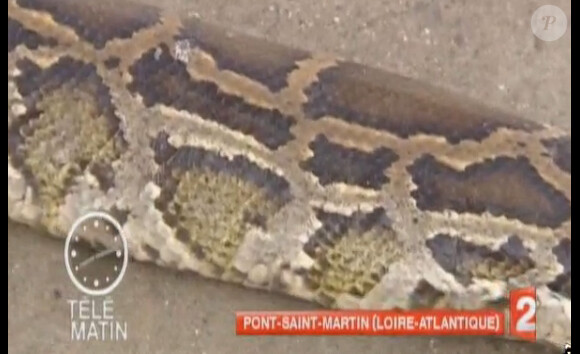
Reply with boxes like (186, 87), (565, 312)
(64, 211), (129, 296)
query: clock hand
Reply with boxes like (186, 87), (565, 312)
(78, 248), (122, 270)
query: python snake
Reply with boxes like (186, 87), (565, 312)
(8, 0), (571, 347)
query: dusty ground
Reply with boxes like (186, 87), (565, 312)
(8, 0), (570, 353)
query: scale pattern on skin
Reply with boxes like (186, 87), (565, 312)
(8, 0), (571, 347)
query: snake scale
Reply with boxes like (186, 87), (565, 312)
(8, 0), (571, 347)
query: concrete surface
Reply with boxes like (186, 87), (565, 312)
(8, 0), (570, 353)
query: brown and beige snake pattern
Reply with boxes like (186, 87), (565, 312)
(8, 0), (571, 347)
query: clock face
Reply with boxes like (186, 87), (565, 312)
(64, 212), (128, 296)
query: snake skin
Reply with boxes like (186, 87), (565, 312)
(8, 0), (571, 347)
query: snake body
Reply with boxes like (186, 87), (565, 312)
(8, 0), (571, 347)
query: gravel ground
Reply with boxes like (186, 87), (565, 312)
(8, 0), (570, 353)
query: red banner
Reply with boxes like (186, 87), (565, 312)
(236, 310), (504, 336)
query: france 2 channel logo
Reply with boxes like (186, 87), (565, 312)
(509, 287), (537, 341)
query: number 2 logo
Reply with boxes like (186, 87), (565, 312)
(515, 295), (536, 332)
(509, 287), (537, 341)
